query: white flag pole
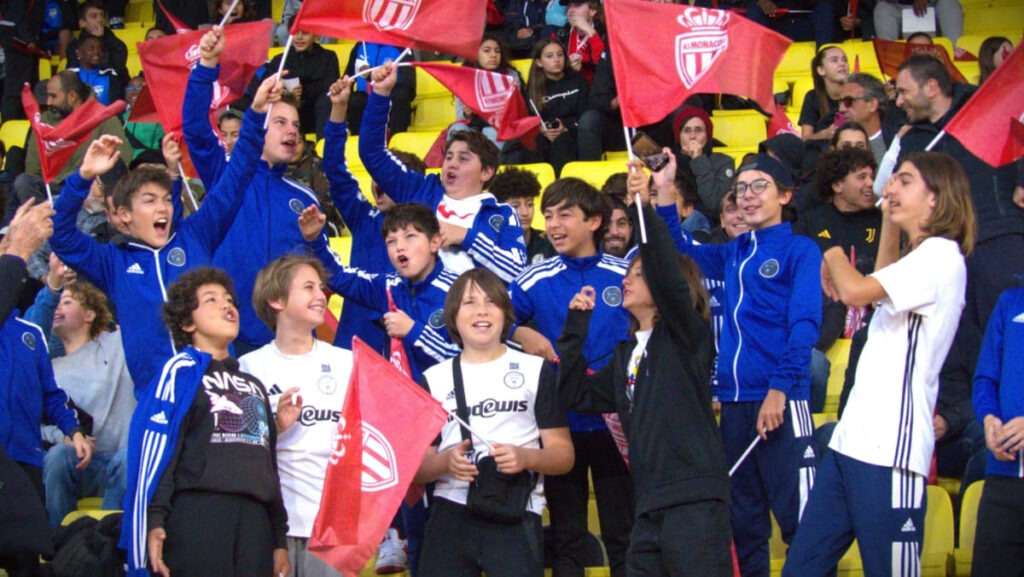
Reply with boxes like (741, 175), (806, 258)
(217, 0), (241, 28)
(728, 435), (762, 477)
(447, 410), (496, 453)
(177, 161), (198, 212)
(623, 124), (648, 244)
(44, 181), (53, 204)
(263, 33), (294, 129)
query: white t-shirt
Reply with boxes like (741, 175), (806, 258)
(421, 348), (567, 515)
(239, 340), (354, 538)
(435, 193), (492, 274)
(830, 237), (966, 477)
(627, 330), (652, 405)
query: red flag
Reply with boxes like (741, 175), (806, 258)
(410, 62), (542, 143)
(385, 288), (412, 377)
(137, 20), (271, 136)
(872, 38), (967, 84)
(848, 0), (858, 39)
(127, 84), (160, 124)
(21, 85), (126, 184)
(768, 107), (800, 138)
(310, 337), (448, 576)
(605, 0), (791, 127)
(944, 43), (1024, 167)
(156, 0), (192, 33)
(290, 0), (486, 62)
(853, 54), (860, 73)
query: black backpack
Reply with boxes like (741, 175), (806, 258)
(50, 513), (125, 577)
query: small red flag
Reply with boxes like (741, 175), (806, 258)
(872, 38), (968, 84)
(944, 43), (1024, 167)
(409, 62), (542, 143)
(290, 0), (486, 62)
(605, 0), (791, 127)
(386, 288), (412, 377)
(848, 0), (858, 39)
(21, 85), (126, 184)
(156, 0), (192, 34)
(768, 107), (801, 138)
(310, 337), (448, 576)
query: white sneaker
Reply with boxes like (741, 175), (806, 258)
(374, 528), (408, 575)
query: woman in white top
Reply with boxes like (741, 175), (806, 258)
(783, 151), (976, 577)
(414, 267), (574, 577)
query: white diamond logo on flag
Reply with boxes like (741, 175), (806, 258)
(361, 422), (399, 491)
(42, 137), (76, 157)
(185, 43), (201, 66)
(674, 8), (730, 89)
(475, 70), (516, 114)
(363, 0), (420, 32)
(328, 416), (351, 466)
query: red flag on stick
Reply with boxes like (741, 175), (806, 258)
(944, 42), (1024, 167)
(768, 107), (801, 138)
(872, 38), (968, 83)
(409, 62), (542, 143)
(386, 288), (412, 377)
(310, 337), (448, 576)
(21, 84), (126, 184)
(604, 0), (791, 127)
(290, 0), (486, 62)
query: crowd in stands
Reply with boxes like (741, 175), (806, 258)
(0, 0), (1022, 577)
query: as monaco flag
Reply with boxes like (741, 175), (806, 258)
(768, 107), (800, 138)
(944, 42), (1024, 167)
(605, 0), (791, 127)
(21, 84), (126, 184)
(872, 38), (967, 84)
(310, 337), (448, 576)
(410, 62), (542, 142)
(291, 0), (485, 62)
(137, 20), (271, 135)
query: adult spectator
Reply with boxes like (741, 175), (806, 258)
(68, 35), (125, 105)
(42, 281), (136, 528)
(503, 0), (553, 58)
(66, 0), (129, 82)
(602, 194), (633, 258)
(874, 0), (963, 47)
(839, 73), (904, 163)
(745, 0), (836, 49)
(344, 42), (415, 136)
(0, 0), (46, 121)
(893, 53), (1023, 331)
(671, 107), (735, 222)
(13, 72), (133, 204)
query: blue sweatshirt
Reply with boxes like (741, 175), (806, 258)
(183, 63), (328, 348)
(322, 119), (391, 353)
(358, 90), (526, 283)
(310, 237), (461, 383)
(510, 252), (630, 431)
(0, 313), (79, 467)
(973, 287), (1024, 478)
(51, 107), (266, 392)
(673, 213), (821, 403)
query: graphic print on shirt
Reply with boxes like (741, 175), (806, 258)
(202, 370), (270, 447)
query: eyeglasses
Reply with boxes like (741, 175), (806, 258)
(733, 179), (773, 197)
(839, 95), (869, 108)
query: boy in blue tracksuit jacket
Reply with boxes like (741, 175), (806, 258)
(971, 287), (1024, 574)
(182, 28), (326, 354)
(508, 178), (634, 576)
(358, 62), (526, 283)
(300, 202), (461, 384)
(321, 77), (392, 353)
(51, 34), (275, 391)
(668, 153), (820, 577)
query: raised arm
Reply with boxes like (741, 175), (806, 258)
(181, 27), (229, 188)
(556, 302), (619, 414)
(322, 77), (378, 233)
(299, 206), (389, 312)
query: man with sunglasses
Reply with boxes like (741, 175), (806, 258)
(838, 73), (905, 164)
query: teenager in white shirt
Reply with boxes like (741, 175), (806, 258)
(783, 151), (976, 577)
(239, 255), (354, 577)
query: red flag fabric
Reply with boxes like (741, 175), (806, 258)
(605, 0), (791, 127)
(385, 288), (413, 377)
(872, 38), (967, 84)
(21, 84), (126, 184)
(290, 0), (486, 62)
(944, 42), (1024, 167)
(768, 107), (800, 138)
(848, 0), (858, 39)
(310, 337), (448, 576)
(409, 62), (542, 143)
(156, 0), (192, 33)
(126, 84), (160, 124)
(137, 20), (271, 136)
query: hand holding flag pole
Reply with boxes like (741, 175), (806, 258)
(263, 33), (294, 129)
(622, 124), (648, 244)
(176, 161), (199, 212)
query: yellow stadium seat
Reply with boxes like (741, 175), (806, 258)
(268, 46), (286, 61)
(325, 41), (357, 70)
(923, 485), (955, 577)
(389, 130), (442, 163)
(965, 6), (1024, 34)
(841, 40), (882, 74)
(77, 497), (103, 510)
(348, 168), (375, 204)
(114, 27), (149, 53)
(713, 114), (767, 148)
(38, 58), (53, 81)
(791, 77), (816, 115)
(786, 108), (800, 127)
(713, 146), (758, 166)
(326, 236), (353, 321)
(61, 509), (119, 526)
(126, 53), (142, 77)
(125, 0), (154, 25)
(603, 150), (630, 161)
(824, 338), (852, 414)
(414, 66), (451, 99)
(560, 160), (629, 190)
(410, 96), (456, 132)
(812, 412), (838, 428)
(953, 480), (984, 576)
(317, 134), (363, 172)
(510, 58), (533, 84)
(775, 41), (817, 84)
(0, 120), (31, 158)
(954, 60), (981, 84)
(272, 0), (284, 22)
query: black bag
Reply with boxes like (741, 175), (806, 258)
(51, 513), (126, 577)
(451, 357), (535, 525)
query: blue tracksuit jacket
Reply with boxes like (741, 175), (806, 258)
(973, 287), (1024, 478)
(183, 63), (328, 348)
(510, 252), (630, 430)
(321, 119), (391, 353)
(310, 237), (461, 383)
(0, 313), (79, 467)
(671, 211), (821, 403)
(357, 90), (526, 283)
(51, 107), (266, 391)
